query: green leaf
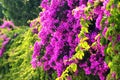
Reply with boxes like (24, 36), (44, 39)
(80, 41), (90, 50)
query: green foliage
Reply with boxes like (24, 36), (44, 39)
(56, 63), (77, 80)
(104, 0), (120, 79)
(56, 64), (99, 80)
(0, 2), (3, 24)
(0, 27), (57, 80)
(57, 17), (91, 80)
(1, 0), (41, 26)
(100, 36), (108, 45)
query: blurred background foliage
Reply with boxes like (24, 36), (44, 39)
(0, 0), (41, 26)
(0, 2), (3, 24)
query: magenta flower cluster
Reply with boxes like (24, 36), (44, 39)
(0, 34), (10, 57)
(31, 0), (81, 76)
(73, 0), (110, 79)
(0, 20), (14, 57)
(0, 20), (15, 30)
(31, 0), (111, 80)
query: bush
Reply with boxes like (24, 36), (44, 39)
(0, 26), (57, 80)
(0, 2), (3, 24)
(1, 0), (41, 26)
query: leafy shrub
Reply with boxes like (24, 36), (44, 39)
(1, 0), (41, 26)
(0, 2), (3, 24)
(0, 25), (57, 80)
